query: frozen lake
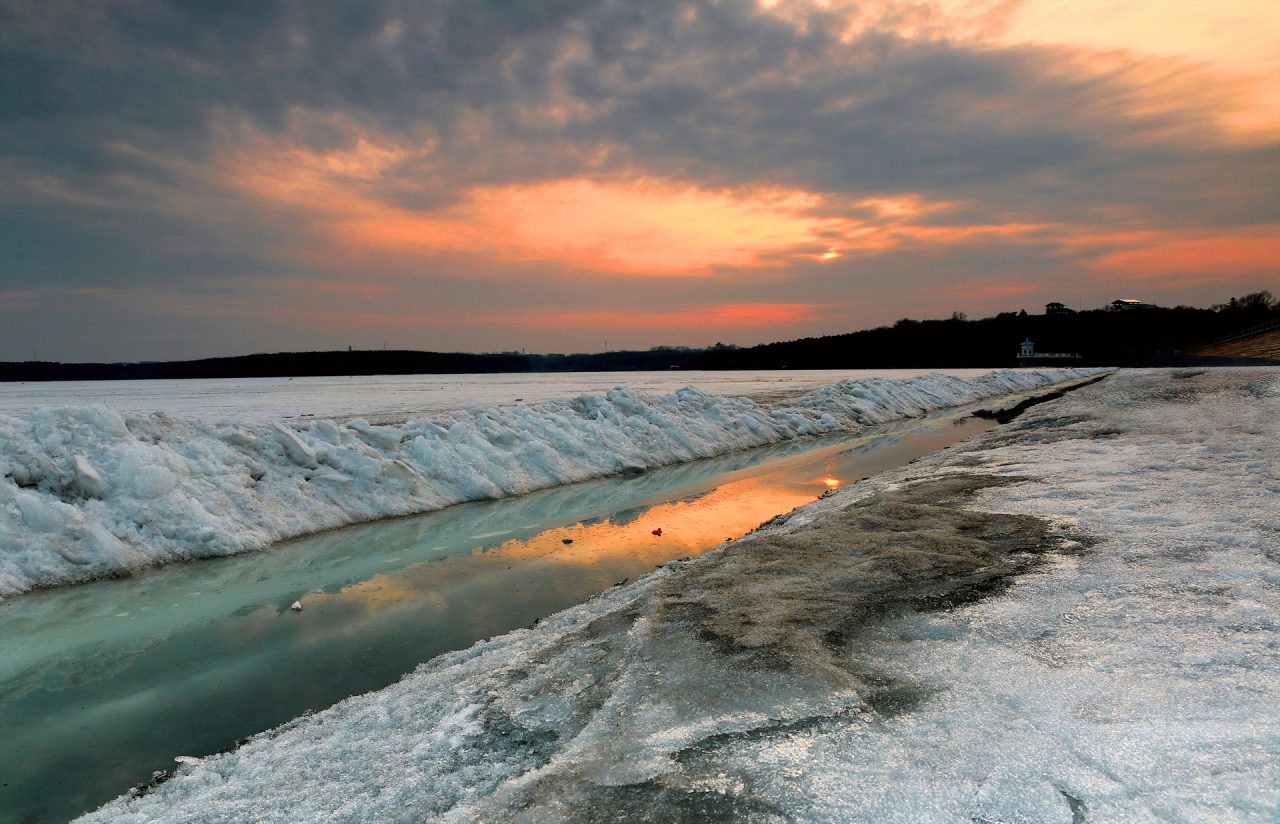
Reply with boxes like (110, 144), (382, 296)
(0, 369), (1014, 424)
(66, 368), (1277, 824)
(0, 406), (998, 823)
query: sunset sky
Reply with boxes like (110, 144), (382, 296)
(2, 0), (1277, 362)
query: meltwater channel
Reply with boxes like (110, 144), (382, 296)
(1, 405), (1002, 823)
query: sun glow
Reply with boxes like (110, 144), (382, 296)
(225, 136), (861, 275)
(222, 128), (1018, 276)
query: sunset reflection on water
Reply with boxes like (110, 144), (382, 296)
(327, 417), (993, 619)
(326, 456), (837, 617)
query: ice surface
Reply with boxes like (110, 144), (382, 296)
(77, 367), (1278, 823)
(0, 369), (1101, 596)
(0, 370), (1030, 425)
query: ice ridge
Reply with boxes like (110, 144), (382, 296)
(0, 368), (1103, 596)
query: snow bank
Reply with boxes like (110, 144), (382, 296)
(0, 368), (1101, 596)
(76, 367), (1278, 823)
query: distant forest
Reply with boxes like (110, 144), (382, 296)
(699, 291), (1279, 371)
(4, 292), (1277, 382)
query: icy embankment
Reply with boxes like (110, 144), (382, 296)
(0, 369), (1101, 597)
(80, 368), (1278, 823)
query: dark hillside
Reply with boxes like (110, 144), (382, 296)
(702, 299), (1280, 369)
(0, 347), (713, 382)
(4, 293), (1275, 381)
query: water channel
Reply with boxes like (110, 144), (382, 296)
(0, 406), (1002, 823)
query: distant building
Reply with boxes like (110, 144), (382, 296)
(1018, 339), (1081, 368)
(1045, 302), (1075, 315)
(1110, 298), (1152, 312)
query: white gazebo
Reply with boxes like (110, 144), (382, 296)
(1018, 339), (1081, 367)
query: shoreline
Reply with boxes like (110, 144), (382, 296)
(79, 366), (1279, 822)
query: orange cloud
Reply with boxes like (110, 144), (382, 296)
(227, 139), (1062, 276)
(1085, 233), (1280, 280)
(521, 302), (822, 329)
(763, 1), (1277, 139)
(223, 132), (862, 275)
(223, 128), (1021, 275)
(339, 179), (852, 274)
(271, 302), (821, 330)
(1001, 0), (1280, 135)
(480, 181), (830, 273)
(219, 88), (1276, 293)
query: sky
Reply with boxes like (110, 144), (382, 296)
(1, 0), (1278, 362)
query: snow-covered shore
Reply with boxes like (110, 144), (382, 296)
(79, 367), (1279, 823)
(0, 369), (1101, 597)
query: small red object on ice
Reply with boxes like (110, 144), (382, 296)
(652, 528), (663, 536)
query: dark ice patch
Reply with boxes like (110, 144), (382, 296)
(852, 671), (936, 718)
(652, 474), (1086, 677)
(1150, 384), (1207, 402)
(980, 413), (1116, 448)
(607, 506), (648, 528)
(468, 477), (1098, 822)
(1241, 378), (1278, 399)
(1061, 789), (1088, 823)
(973, 374), (1109, 423)
(546, 779), (784, 824)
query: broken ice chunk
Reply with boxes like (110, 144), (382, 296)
(132, 465), (178, 499)
(271, 422), (320, 469)
(17, 493), (63, 533)
(219, 427), (256, 447)
(87, 521), (146, 573)
(346, 419), (405, 450)
(73, 455), (106, 496)
(309, 420), (343, 444)
(310, 471), (354, 487)
(382, 459), (418, 482)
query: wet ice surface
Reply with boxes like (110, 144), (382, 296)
(1, 410), (998, 824)
(0, 368), (1100, 596)
(78, 368), (1280, 823)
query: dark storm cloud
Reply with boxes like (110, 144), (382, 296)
(5, 0), (1272, 208)
(1, 0), (589, 157)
